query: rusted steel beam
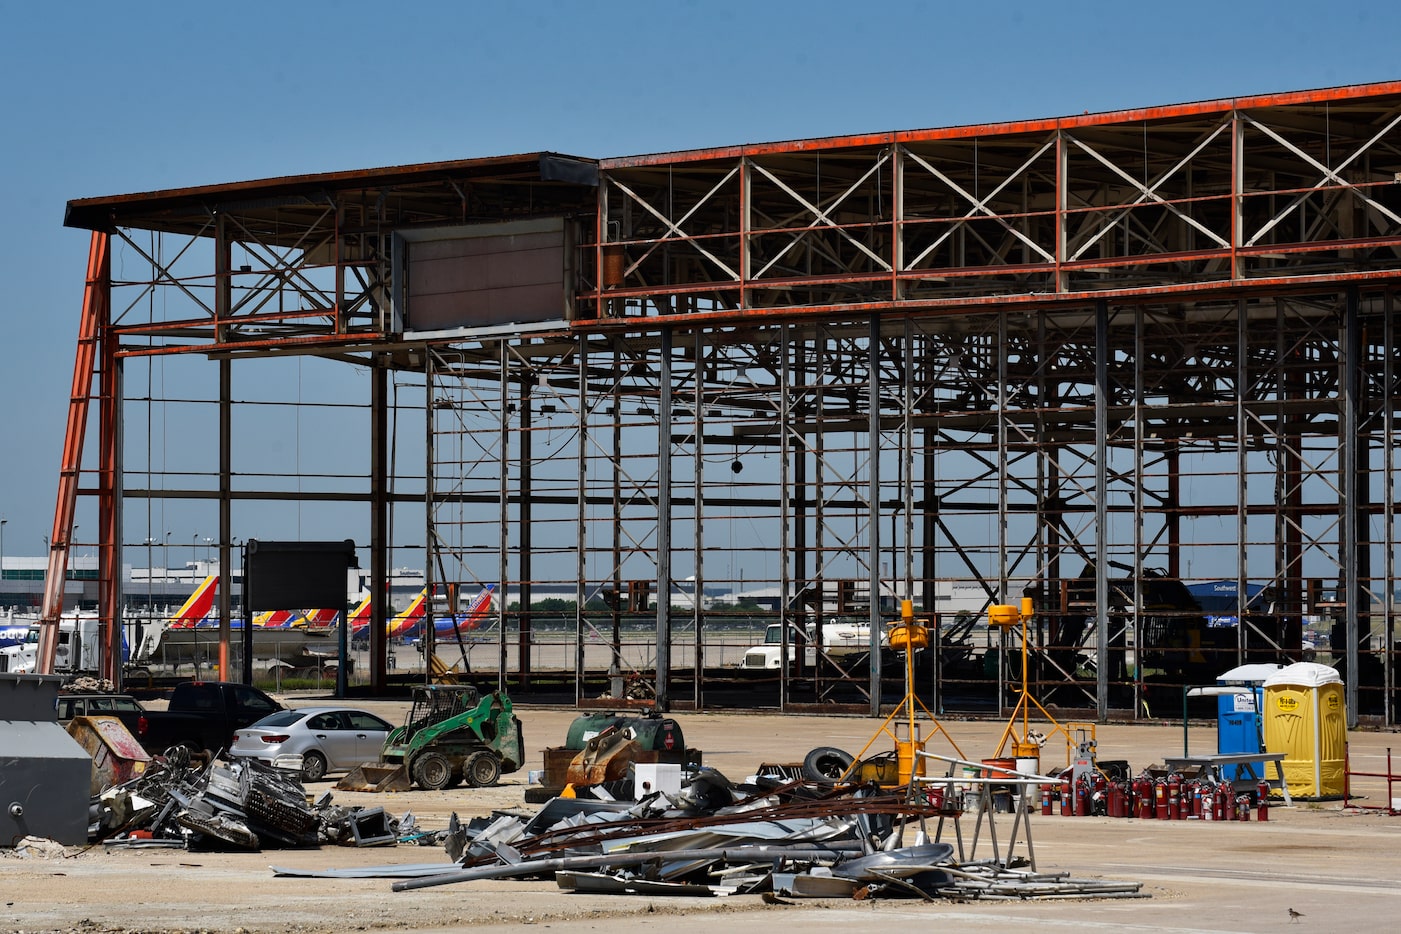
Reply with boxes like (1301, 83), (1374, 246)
(602, 81), (1401, 169)
(38, 232), (109, 673)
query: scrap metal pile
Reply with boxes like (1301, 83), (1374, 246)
(93, 748), (408, 851)
(359, 769), (1144, 901)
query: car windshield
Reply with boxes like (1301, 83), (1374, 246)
(248, 710), (307, 729)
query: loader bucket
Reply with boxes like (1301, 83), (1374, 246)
(334, 762), (411, 793)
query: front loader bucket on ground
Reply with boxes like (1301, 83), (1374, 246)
(334, 762), (411, 793)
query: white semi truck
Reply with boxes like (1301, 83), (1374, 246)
(738, 618), (886, 670)
(0, 613), (106, 674)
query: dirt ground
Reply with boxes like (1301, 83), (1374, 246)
(7, 697), (1401, 933)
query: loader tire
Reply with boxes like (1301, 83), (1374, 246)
(803, 746), (855, 783)
(413, 752), (454, 790)
(464, 750), (502, 787)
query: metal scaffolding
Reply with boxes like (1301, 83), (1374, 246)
(49, 82), (1401, 724)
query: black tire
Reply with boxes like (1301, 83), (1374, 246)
(412, 752), (454, 790)
(300, 751), (328, 783)
(803, 746), (855, 783)
(463, 750), (502, 787)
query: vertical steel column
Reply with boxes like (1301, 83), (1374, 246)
(39, 232), (109, 673)
(779, 324), (792, 709)
(901, 318), (915, 610)
(1132, 309), (1145, 717)
(1094, 300), (1110, 719)
(1236, 299), (1249, 669)
(575, 336), (588, 704)
(1231, 111), (1244, 281)
(519, 369), (533, 686)
(1341, 288), (1361, 725)
(868, 315), (883, 714)
(795, 338), (810, 690)
(920, 330), (941, 713)
(609, 354), (623, 698)
(424, 351), (437, 673)
(997, 314), (1010, 714)
(655, 326), (673, 709)
(214, 216), (238, 681)
(99, 299), (122, 684)
(1055, 132), (1067, 293)
(692, 329), (706, 707)
(1385, 293), (1396, 726)
(497, 341), (511, 694)
(222, 361), (241, 683)
(367, 355), (388, 697)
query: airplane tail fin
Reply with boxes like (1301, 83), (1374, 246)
(168, 575), (219, 628)
(386, 588), (429, 639)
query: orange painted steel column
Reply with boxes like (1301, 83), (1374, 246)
(38, 231), (109, 673)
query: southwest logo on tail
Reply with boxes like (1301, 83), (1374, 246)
(347, 588), (426, 639)
(436, 583), (495, 637)
(167, 575), (219, 628)
(346, 584), (495, 640)
(385, 588), (430, 640)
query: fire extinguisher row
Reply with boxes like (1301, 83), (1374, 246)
(1041, 771), (1272, 822)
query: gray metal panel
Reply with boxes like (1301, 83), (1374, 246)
(1, 721), (92, 847)
(0, 674), (63, 722)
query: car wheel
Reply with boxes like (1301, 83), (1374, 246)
(464, 750), (502, 787)
(300, 750), (328, 783)
(802, 746), (855, 783)
(413, 752), (454, 790)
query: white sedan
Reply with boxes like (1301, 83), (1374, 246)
(230, 706), (394, 782)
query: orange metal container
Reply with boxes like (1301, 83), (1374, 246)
(66, 715), (152, 795)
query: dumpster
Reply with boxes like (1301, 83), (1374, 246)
(66, 715), (152, 795)
(1262, 662), (1345, 799)
(1, 674), (91, 846)
(1215, 663), (1284, 781)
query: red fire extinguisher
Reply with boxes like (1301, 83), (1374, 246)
(1076, 776), (1091, 816)
(1166, 777), (1180, 820)
(1237, 794), (1252, 821)
(1060, 777), (1073, 816)
(1201, 788), (1214, 821)
(1135, 776), (1152, 818)
(1191, 781), (1203, 819)
(1216, 787), (1229, 821)
(1107, 781), (1122, 818)
(1154, 780), (1168, 820)
(1256, 779), (1270, 822)
(1041, 784), (1053, 816)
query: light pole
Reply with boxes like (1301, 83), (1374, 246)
(192, 532), (199, 571)
(204, 537), (213, 566)
(1, 518), (7, 608)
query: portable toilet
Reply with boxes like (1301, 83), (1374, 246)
(1262, 662), (1346, 799)
(1216, 663), (1284, 781)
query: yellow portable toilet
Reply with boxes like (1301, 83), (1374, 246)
(1262, 662), (1346, 799)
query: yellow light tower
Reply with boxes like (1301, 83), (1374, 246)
(990, 597), (1072, 766)
(843, 599), (964, 786)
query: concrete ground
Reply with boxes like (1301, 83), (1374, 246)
(6, 698), (1401, 933)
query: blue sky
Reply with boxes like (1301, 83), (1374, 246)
(0, 0), (1396, 566)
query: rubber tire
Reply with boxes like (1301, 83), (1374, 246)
(300, 751), (328, 783)
(803, 746), (855, 783)
(464, 750), (502, 787)
(413, 752), (454, 790)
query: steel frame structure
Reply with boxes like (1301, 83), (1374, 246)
(49, 83), (1401, 724)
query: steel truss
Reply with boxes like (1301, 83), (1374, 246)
(50, 85), (1401, 724)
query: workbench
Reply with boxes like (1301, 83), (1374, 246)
(1162, 752), (1292, 806)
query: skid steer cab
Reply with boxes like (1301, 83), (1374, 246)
(338, 685), (524, 792)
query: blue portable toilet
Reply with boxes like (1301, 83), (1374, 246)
(1216, 663), (1284, 781)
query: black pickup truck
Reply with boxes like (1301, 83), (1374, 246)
(70, 681), (285, 756)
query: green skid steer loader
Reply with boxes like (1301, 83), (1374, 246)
(336, 685), (524, 792)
